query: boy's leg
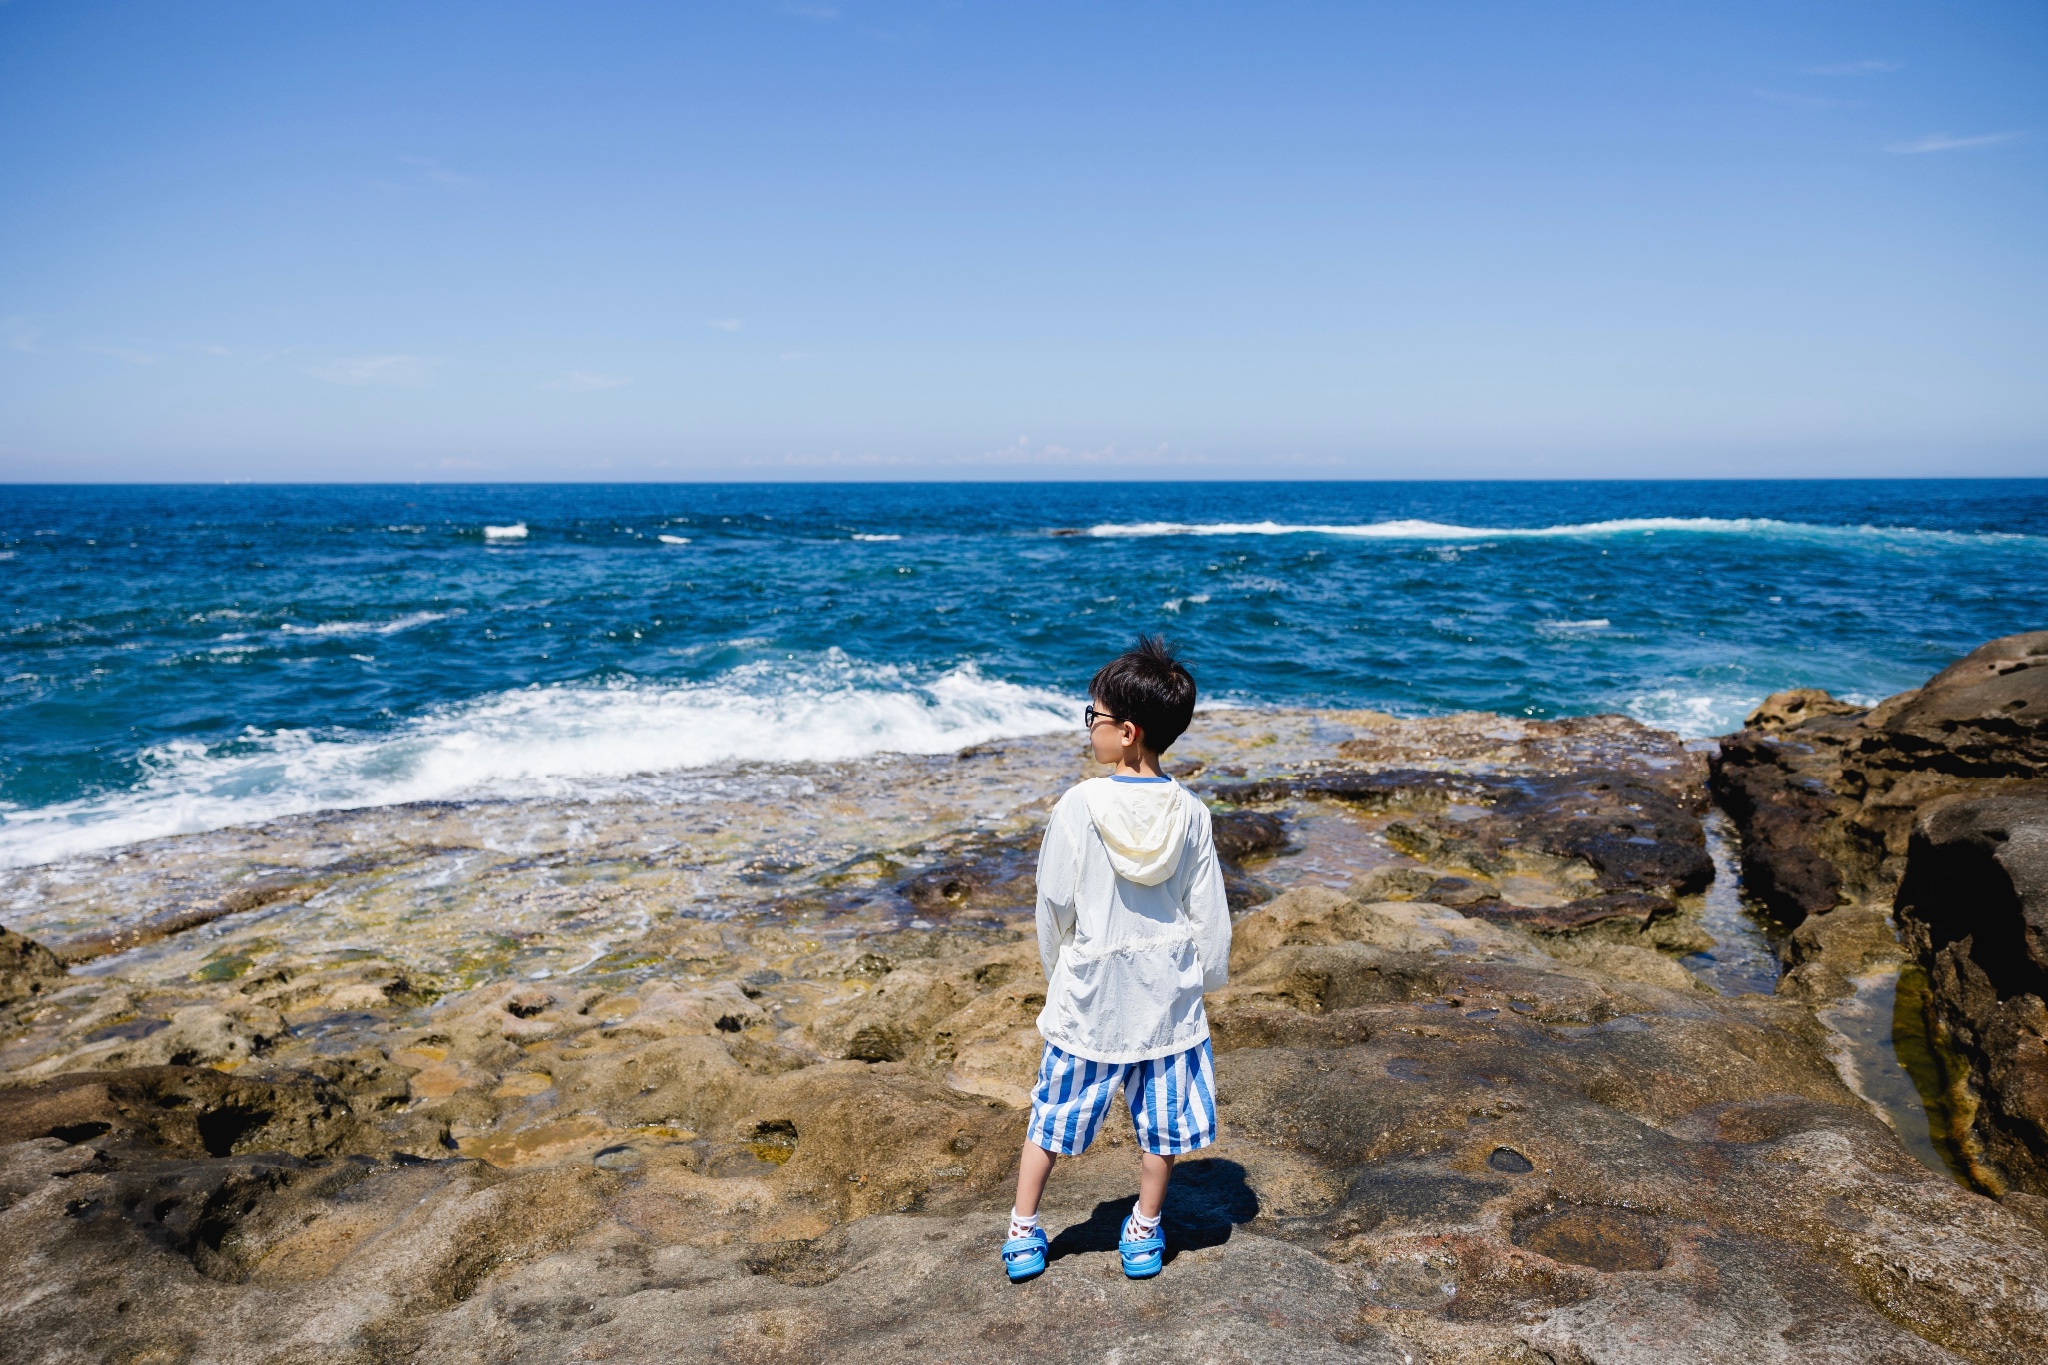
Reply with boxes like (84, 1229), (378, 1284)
(1015, 1043), (1124, 1222)
(1013, 1140), (1055, 1218)
(1125, 1038), (1221, 1219)
(1135, 1150), (1174, 1220)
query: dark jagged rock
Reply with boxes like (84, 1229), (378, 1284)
(1492, 771), (1713, 895)
(1418, 875), (1497, 908)
(1211, 808), (1286, 911)
(1711, 632), (2048, 927)
(1220, 766), (1712, 901)
(1372, 875), (1678, 936)
(1895, 793), (2048, 1196)
(0, 926), (64, 1008)
(1465, 890), (1678, 936)
(1210, 807), (1286, 862)
(1705, 635), (2048, 1196)
(0, 1065), (366, 1159)
(1854, 632), (2048, 787)
(1209, 766), (1492, 813)
(1710, 720), (1859, 923)
(1220, 864), (1277, 913)
(896, 834), (1039, 916)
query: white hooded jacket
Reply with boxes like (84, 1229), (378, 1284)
(1033, 776), (1232, 1063)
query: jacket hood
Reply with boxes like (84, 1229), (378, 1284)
(1079, 778), (1190, 886)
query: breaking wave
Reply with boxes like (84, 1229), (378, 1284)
(1081, 517), (2038, 545)
(0, 657), (1074, 867)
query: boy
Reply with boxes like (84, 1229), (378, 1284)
(1001, 636), (1231, 1282)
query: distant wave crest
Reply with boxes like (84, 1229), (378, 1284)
(0, 656), (1073, 867)
(1081, 516), (2035, 545)
(277, 611), (449, 638)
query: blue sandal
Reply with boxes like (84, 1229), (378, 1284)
(1002, 1227), (1048, 1281)
(1119, 1218), (1165, 1279)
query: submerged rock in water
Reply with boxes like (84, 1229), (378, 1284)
(0, 706), (2042, 1361)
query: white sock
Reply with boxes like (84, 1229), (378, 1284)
(1008, 1208), (1040, 1240)
(1128, 1202), (1161, 1237)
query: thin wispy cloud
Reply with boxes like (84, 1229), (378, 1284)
(83, 343), (158, 365)
(308, 354), (440, 386)
(1886, 131), (2021, 155)
(398, 155), (477, 189)
(1807, 59), (1902, 76)
(0, 317), (40, 352)
(1751, 89), (1858, 109)
(707, 318), (744, 332)
(542, 371), (630, 391)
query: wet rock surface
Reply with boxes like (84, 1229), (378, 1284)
(1707, 631), (2048, 1204)
(1712, 631), (2048, 926)
(0, 924), (63, 1006)
(1895, 793), (2048, 1196)
(0, 707), (2042, 1362)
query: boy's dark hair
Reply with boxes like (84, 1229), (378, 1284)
(1091, 635), (1197, 754)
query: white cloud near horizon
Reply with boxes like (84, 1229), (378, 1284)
(0, 317), (41, 352)
(542, 371), (630, 391)
(308, 354), (440, 386)
(1886, 131), (2021, 155)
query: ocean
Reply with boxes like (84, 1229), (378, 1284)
(3, 479), (2044, 868)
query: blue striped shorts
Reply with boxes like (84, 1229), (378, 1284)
(1026, 1039), (1219, 1157)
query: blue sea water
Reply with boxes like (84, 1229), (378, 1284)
(2, 480), (2044, 867)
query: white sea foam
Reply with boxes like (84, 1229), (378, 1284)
(657, 534), (691, 545)
(484, 523), (529, 540)
(851, 534), (902, 542)
(0, 657), (1075, 867)
(277, 612), (449, 638)
(1623, 689), (1763, 740)
(1082, 517), (2038, 546)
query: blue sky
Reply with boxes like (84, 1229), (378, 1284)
(1, 1), (2043, 481)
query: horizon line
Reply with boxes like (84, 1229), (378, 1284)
(3, 474), (2048, 489)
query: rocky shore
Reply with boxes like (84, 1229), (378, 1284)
(3, 644), (2047, 1363)
(1711, 631), (2048, 1212)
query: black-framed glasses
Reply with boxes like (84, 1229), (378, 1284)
(1084, 705), (1125, 729)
